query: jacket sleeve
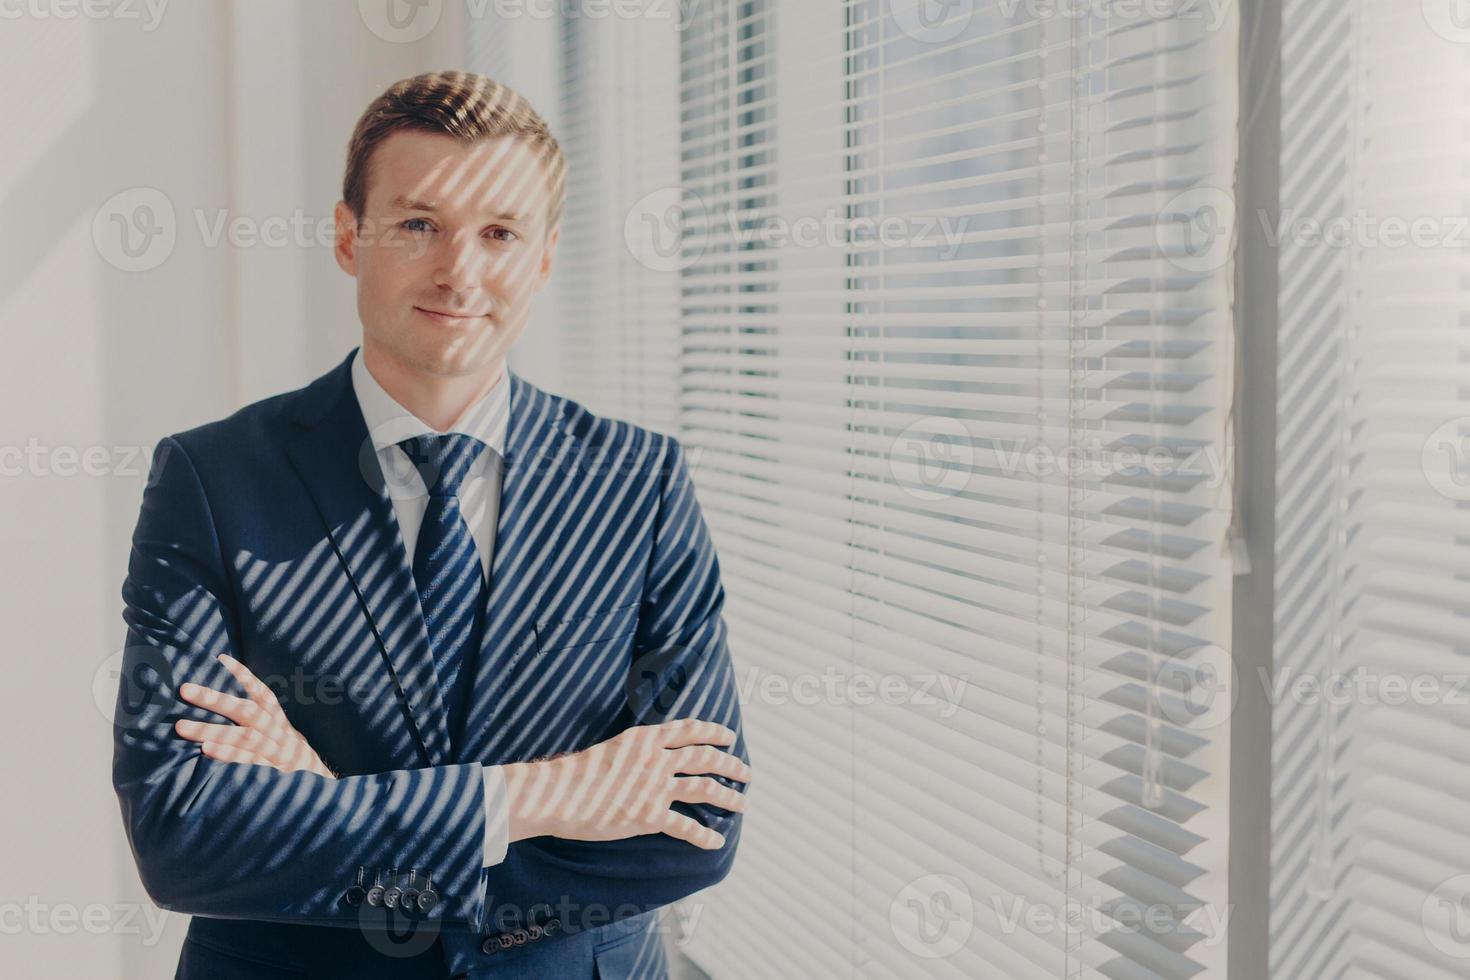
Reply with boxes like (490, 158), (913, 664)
(476, 435), (750, 934)
(112, 436), (491, 930)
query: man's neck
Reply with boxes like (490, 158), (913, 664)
(360, 342), (505, 433)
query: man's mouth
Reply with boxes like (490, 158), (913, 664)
(415, 306), (488, 325)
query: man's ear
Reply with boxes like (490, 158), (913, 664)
(333, 201), (359, 276)
(535, 224), (559, 290)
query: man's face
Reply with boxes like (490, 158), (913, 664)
(334, 130), (559, 379)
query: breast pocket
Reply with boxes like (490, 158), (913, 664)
(519, 602), (643, 753)
(534, 601), (641, 655)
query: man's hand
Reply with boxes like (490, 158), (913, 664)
(502, 719), (752, 850)
(174, 653), (337, 779)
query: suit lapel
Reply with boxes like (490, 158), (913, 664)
(283, 350), (453, 767)
(456, 372), (579, 763)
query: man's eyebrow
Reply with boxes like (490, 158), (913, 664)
(388, 195), (527, 221)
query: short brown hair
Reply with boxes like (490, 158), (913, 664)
(342, 70), (566, 232)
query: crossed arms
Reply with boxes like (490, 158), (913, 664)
(112, 433), (751, 933)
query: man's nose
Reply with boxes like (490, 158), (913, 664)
(432, 232), (492, 291)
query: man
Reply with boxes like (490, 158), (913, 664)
(111, 70), (751, 980)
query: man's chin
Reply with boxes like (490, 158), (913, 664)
(391, 318), (488, 360)
(428, 339), (509, 378)
(364, 320), (511, 378)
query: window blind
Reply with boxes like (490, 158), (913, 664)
(545, 4), (683, 434)
(1271, 2), (1470, 978)
(474, 1), (1238, 975)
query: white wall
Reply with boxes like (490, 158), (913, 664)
(0, 2), (477, 975)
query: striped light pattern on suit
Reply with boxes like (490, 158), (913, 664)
(112, 350), (748, 978)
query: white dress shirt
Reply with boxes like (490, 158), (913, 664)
(351, 350), (511, 868)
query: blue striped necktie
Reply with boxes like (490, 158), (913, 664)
(397, 432), (489, 751)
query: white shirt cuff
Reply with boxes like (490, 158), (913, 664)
(482, 764), (510, 868)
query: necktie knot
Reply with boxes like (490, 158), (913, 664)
(396, 433), (488, 498)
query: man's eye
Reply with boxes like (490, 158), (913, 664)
(401, 218), (433, 232)
(488, 227), (519, 243)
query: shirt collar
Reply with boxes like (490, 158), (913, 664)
(351, 347), (510, 456)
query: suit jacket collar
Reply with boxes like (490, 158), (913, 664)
(284, 346), (577, 767)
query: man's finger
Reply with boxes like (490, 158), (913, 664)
(201, 740), (269, 768)
(179, 720), (282, 759)
(656, 719), (738, 749)
(179, 683), (262, 728)
(670, 775), (748, 812)
(175, 710), (298, 769)
(658, 811), (725, 850)
(667, 744), (752, 783)
(218, 653), (283, 710)
(176, 719), (256, 746)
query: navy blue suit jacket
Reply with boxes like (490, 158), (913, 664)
(112, 348), (748, 978)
